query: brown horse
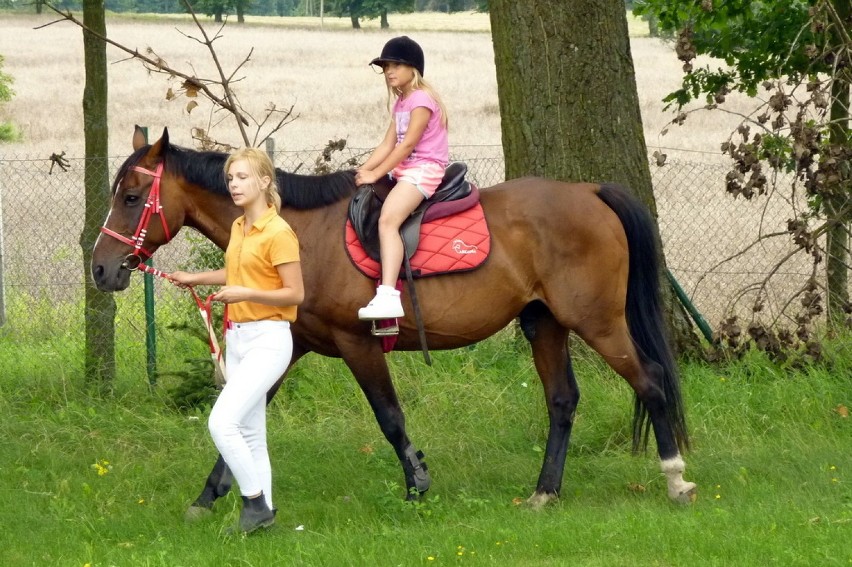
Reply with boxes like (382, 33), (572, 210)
(92, 127), (696, 512)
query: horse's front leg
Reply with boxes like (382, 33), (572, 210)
(185, 454), (233, 520)
(185, 349), (305, 520)
(338, 334), (431, 500)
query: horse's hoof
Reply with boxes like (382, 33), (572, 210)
(669, 482), (697, 504)
(525, 492), (557, 510)
(414, 476), (431, 495)
(405, 447), (431, 494)
(403, 484), (429, 501)
(185, 504), (214, 522)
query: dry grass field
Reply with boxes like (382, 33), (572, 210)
(0, 11), (751, 157)
(0, 11), (826, 329)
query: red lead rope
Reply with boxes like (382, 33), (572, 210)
(138, 262), (227, 387)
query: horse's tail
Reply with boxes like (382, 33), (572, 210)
(595, 183), (689, 454)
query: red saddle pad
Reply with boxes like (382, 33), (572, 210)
(345, 203), (491, 279)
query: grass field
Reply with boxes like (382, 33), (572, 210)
(0, 328), (850, 566)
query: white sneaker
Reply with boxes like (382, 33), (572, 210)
(358, 286), (404, 320)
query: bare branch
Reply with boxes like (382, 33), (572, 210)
(179, 0), (249, 145)
(43, 3), (251, 132)
(40, 1), (303, 148)
(250, 103), (299, 147)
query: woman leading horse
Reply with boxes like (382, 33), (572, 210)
(92, 127), (696, 513)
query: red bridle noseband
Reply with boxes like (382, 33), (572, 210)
(100, 162), (172, 271)
(98, 160), (225, 385)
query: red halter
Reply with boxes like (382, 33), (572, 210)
(99, 162), (172, 270)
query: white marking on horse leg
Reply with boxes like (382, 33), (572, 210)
(660, 455), (697, 503)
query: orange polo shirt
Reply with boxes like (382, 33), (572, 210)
(224, 206), (300, 323)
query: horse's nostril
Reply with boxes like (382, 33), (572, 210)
(93, 265), (104, 279)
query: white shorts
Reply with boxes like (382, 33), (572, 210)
(391, 162), (446, 198)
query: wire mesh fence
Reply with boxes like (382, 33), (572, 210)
(0, 145), (848, 381)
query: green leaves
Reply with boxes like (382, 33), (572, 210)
(0, 53), (14, 104)
(634, 0), (821, 108)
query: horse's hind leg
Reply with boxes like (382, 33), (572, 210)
(521, 303), (580, 509)
(640, 358), (696, 503)
(581, 325), (696, 503)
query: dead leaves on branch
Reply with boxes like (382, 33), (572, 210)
(675, 25), (696, 73)
(48, 151), (69, 174)
(708, 278), (851, 366)
(191, 127), (236, 152)
(651, 0), (852, 362)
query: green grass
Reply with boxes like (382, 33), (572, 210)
(0, 328), (850, 566)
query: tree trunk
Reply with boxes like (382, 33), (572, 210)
(350, 14), (360, 29)
(647, 15), (660, 37)
(826, 0), (850, 331)
(380, 9), (389, 29)
(81, 0), (116, 393)
(488, 0), (701, 355)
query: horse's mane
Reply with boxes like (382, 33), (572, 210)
(116, 143), (358, 210)
(276, 168), (358, 209)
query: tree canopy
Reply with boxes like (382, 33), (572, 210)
(0, 53), (17, 141)
(634, 0), (839, 107)
(0, 54), (13, 104)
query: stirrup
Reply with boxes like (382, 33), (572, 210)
(371, 319), (399, 336)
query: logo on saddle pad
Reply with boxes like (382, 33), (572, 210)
(452, 239), (478, 255)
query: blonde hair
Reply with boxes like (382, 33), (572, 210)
(386, 68), (449, 129)
(224, 147), (282, 213)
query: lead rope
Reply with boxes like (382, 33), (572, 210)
(137, 262), (227, 387)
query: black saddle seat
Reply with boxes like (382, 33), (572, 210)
(348, 162), (477, 262)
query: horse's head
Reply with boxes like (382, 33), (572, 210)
(91, 126), (186, 291)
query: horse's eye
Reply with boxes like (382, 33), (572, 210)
(124, 193), (140, 206)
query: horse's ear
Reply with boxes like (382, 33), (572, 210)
(132, 125), (147, 150)
(148, 127), (171, 158)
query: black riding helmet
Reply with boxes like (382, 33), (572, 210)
(369, 36), (425, 77)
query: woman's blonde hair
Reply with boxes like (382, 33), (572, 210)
(386, 68), (449, 129)
(224, 147), (282, 213)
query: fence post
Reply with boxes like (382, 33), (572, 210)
(666, 270), (713, 343)
(140, 126), (158, 385)
(144, 264), (157, 385)
(0, 175), (5, 327)
(265, 137), (275, 163)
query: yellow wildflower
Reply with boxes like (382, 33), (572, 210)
(91, 460), (112, 476)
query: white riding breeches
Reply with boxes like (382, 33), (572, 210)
(208, 320), (292, 509)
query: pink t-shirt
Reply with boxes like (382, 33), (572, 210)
(393, 89), (449, 168)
